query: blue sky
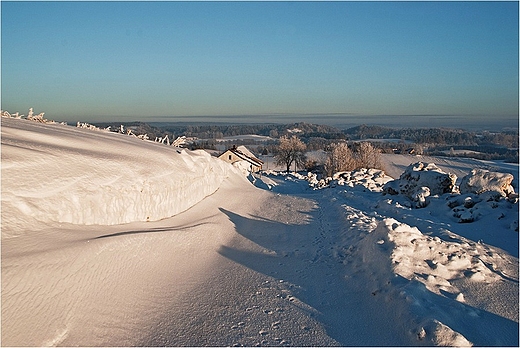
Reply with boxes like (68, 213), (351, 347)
(1, 1), (518, 128)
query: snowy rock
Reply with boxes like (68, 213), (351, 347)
(383, 162), (457, 207)
(431, 320), (473, 347)
(459, 169), (515, 198)
(412, 186), (430, 208)
(313, 168), (392, 191)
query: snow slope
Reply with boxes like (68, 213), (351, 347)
(2, 118), (518, 346)
(1, 118), (237, 232)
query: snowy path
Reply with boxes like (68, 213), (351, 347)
(216, 190), (418, 346)
(135, 178), (421, 346)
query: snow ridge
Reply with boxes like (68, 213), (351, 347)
(1, 118), (242, 232)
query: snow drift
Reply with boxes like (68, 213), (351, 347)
(1, 118), (241, 233)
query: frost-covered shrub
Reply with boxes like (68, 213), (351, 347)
(324, 143), (356, 176)
(383, 162), (457, 208)
(459, 169), (515, 198)
(77, 121), (101, 130)
(324, 142), (383, 177)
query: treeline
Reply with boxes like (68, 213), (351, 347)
(91, 121), (518, 162)
(344, 124), (518, 148)
(93, 121), (517, 149)
(151, 122), (343, 140)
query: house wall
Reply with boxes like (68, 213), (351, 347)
(218, 150), (262, 172)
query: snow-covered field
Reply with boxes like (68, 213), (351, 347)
(2, 118), (518, 346)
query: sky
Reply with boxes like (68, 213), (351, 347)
(1, 1), (519, 129)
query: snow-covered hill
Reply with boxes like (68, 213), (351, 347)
(1, 118), (518, 347)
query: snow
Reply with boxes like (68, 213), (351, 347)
(235, 145), (260, 161)
(382, 162), (457, 203)
(2, 118), (518, 347)
(1, 118), (239, 232)
(459, 168), (516, 197)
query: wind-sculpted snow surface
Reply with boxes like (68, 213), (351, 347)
(1, 118), (238, 232)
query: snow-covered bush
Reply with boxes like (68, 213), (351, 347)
(383, 162), (457, 208)
(2, 107), (68, 124)
(354, 142), (383, 171)
(26, 108), (44, 122)
(155, 134), (170, 145)
(172, 136), (187, 147)
(324, 142), (383, 176)
(1, 110), (23, 119)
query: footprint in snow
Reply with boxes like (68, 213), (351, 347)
(231, 322), (245, 330)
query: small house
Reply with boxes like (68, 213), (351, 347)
(218, 145), (264, 172)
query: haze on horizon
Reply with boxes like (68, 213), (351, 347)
(1, 1), (518, 131)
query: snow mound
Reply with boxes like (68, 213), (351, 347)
(430, 320), (473, 347)
(446, 191), (517, 224)
(384, 218), (500, 295)
(383, 162), (457, 207)
(1, 118), (242, 232)
(232, 159), (254, 176)
(336, 209), (478, 346)
(460, 169), (516, 198)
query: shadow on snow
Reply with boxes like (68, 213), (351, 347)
(217, 207), (519, 347)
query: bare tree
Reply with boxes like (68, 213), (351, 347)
(275, 135), (306, 172)
(355, 142), (383, 170)
(324, 143), (356, 176)
(325, 142), (384, 176)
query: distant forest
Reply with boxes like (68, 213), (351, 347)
(92, 121), (518, 162)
